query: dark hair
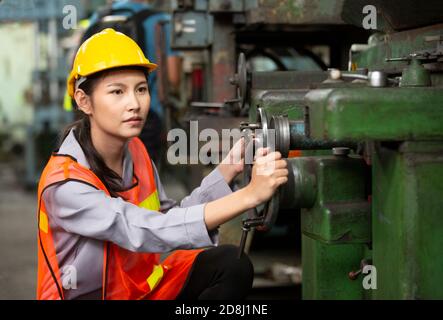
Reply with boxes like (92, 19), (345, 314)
(60, 67), (149, 198)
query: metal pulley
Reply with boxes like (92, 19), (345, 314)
(269, 115), (291, 158)
(269, 111), (358, 153)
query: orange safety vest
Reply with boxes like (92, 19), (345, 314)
(36, 137), (203, 300)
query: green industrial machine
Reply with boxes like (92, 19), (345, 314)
(232, 0), (443, 299)
(168, 3), (371, 297)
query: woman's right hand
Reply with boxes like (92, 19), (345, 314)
(246, 147), (289, 207)
(204, 147), (289, 230)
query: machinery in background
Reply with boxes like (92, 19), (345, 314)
(234, 0), (443, 299)
(168, 0), (370, 297)
(171, 0), (369, 110)
(0, 0), (89, 188)
(169, 0), (370, 181)
(171, 0), (370, 282)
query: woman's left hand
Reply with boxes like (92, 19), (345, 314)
(218, 137), (245, 183)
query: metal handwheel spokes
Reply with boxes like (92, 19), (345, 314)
(238, 108), (283, 257)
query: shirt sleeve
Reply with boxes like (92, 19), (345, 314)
(43, 163), (233, 254)
(152, 163), (233, 211)
(43, 181), (216, 254)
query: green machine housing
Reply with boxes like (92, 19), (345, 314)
(236, 1), (443, 299)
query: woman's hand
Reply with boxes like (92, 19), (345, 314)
(218, 137), (245, 183)
(245, 147), (289, 207)
(203, 146), (288, 231)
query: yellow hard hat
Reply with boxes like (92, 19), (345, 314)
(67, 28), (157, 98)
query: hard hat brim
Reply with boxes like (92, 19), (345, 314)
(67, 62), (158, 98)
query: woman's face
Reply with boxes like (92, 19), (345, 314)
(79, 68), (150, 140)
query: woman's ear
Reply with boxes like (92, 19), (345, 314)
(74, 89), (93, 115)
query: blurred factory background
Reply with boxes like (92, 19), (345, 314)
(1, 0), (443, 300)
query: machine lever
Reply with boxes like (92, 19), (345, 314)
(237, 217), (265, 258)
(348, 259), (372, 280)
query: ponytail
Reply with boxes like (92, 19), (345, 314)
(60, 114), (127, 198)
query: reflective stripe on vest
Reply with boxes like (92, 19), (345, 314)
(36, 137), (201, 300)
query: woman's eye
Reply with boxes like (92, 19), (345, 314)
(137, 87), (148, 94)
(111, 89), (123, 95)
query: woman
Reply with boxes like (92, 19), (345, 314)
(36, 28), (288, 300)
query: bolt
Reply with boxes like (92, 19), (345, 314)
(369, 71), (387, 87)
(329, 68), (342, 80)
(348, 269), (362, 280)
(240, 122), (260, 131)
(333, 147), (350, 156)
(348, 259), (371, 280)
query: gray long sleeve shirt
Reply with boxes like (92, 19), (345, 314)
(42, 129), (232, 299)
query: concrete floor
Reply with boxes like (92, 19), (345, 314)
(0, 163), (37, 299)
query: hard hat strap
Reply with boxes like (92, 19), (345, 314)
(75, 76), (88, 92)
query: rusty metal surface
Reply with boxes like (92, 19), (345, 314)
(245, 0), (346, 25)
(211, 17), (236, 102)
(251, 71), (327, 90)
(354, 23), (443, 72)
(342, 0), (443, 32)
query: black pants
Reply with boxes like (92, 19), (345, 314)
(73, 245), (253, 300)
(176, 245), (254, 300)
